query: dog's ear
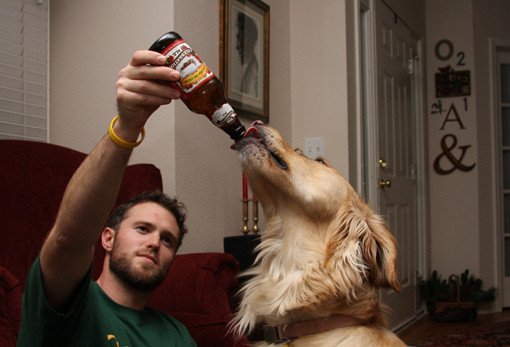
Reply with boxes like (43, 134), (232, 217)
(328, 197), (400, 294)
(360, 212), (401, 292)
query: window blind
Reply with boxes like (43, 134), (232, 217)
(0, 0), (48, 141)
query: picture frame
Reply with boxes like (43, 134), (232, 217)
(220, 0), (270, 122)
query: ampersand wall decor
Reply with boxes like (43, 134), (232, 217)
(433, 133), (476, 175)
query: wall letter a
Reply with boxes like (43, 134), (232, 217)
(440, 103), (466, 130)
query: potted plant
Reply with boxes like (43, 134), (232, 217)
(418, 269), (496, 322)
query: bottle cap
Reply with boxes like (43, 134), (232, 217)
(231, 123), (246, 141)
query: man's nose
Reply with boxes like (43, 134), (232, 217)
(146, 232), (161, 248)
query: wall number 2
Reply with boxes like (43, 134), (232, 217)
(457, 52), (466, 66)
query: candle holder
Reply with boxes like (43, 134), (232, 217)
(252, 199), (259, 234)
(241, 199), (250, 234)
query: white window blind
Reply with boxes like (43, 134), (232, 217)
(0, 0), (48, 141)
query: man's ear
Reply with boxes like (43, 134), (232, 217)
(101, 227), (116, 252)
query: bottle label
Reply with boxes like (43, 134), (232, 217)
(162, 39), (214, 94)
(212, 103), (237, 128)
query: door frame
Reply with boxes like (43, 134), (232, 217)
(489, 38), (510, 309)
(357, 0), (429, 329)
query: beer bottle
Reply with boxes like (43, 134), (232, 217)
(149, 32), (246, 141)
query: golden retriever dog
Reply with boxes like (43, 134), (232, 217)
(231, 121), (406, 346)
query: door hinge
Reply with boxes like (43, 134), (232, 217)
(407, 58), (414, 75)
(410, 163), (417, 180)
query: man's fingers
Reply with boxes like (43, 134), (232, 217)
(119, 64), (180, 85)
(130, 50), (167, 66)
(115, 50), (182, 124)
(117, 77), (180, 100)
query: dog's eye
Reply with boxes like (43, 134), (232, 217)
(270, 151), (288, 170)
(316, 157), (326, 165)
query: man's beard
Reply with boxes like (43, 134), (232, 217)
(109, 245), (168, 292)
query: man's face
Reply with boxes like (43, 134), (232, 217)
(108, 202), (180, 292)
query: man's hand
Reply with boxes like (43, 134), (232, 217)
(115, 50), (181, 140)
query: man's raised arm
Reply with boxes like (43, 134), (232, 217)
(39, 50), (180, 310)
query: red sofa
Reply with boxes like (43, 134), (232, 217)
(0, 140), (248, 346)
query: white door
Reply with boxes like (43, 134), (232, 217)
(497, 51), (510, 307)
(371, 0), (421, 328)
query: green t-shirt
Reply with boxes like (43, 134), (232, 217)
(17, 257), (196, 347)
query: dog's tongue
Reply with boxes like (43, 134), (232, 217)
(243, 120), (264, 139)
(230, 121), (264, 149)
(244, 126), (260, 138)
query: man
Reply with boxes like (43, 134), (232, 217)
(16, 50), (196, 346)
(236, 12), (259, 97)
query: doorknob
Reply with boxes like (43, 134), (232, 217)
(379, 158), (388, 169)
(379, 178), (391, 189)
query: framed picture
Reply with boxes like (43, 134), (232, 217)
(220, 0), (269, 122)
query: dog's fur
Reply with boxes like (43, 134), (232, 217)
(232, 123), (406, 346)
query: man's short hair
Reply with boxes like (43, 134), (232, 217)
(106, 191), (188, 249)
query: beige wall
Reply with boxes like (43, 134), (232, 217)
(50, 0), (177, 195)
(172, 0), (250, 253)
(171, 0), (294, 252)
(426, 0), (480, 275)
(289, 0), (350, 174)
(50, 0), (244, 254)
(48, 0), (510, 311)
(51, 1), (506, 296)
(49, 0), (352, 253)
(172, 0), (352, 252)
(49, 0), (293, 253)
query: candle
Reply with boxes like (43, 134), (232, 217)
(243, 173), (248, 200)
(252, 191), (259, 233)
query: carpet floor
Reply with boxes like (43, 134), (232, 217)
(414, 320), (510, 346)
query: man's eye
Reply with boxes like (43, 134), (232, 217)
(162, 236), (173, 247)
(136, 226), (148, 233)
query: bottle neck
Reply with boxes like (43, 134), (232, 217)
(230, 122), (246, 141)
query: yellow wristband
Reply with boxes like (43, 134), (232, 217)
(108, 115), (145, 149)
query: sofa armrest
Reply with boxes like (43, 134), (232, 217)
(0, 266), (23, 346)
(148, 252), (240, 317)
